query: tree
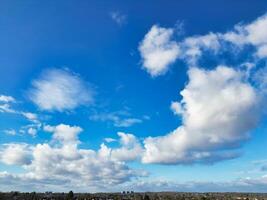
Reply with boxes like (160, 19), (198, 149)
(67, 191), (74, 200)
(143, 194), (150, 200)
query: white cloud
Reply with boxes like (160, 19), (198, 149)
(0, 103), (15, 113)
(170, 101), (183, 115)
(90, 111), (143, 127)
(139, 13), (267, 75)
(182, 33), (220, 64)
(107, 132), (143, 162)
(44, 124), (82, 146)
(0, 124), (144, 190)
(3, 129), (16, 136)
(21, 112), (39, 124)
(139, 25), (180, 76)
(257, 44), (267, 58)
(29, 68), (94, 112)
(0, 95), (41, 134)
(0, 94), (16, 113)
(0, 143), (32, 165)
(0, 95), (15, 103)
(142, 66), (260, 164)
(104, 138), (116, 143)
(27, 128), (37, 137)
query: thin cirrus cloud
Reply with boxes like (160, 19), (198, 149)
(110, 11), (127, 26)
(89, 111), (143, 127)
(0, 94), (41, 137)
(0, 94), (16, 113)
(28, 68), (94, 112)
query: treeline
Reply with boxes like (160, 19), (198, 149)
(0, 191), (267, 200)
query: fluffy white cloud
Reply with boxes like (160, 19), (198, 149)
(221, 14), (267, 59)
(27, 128), (37, 137)
(44, 124), (82, 146)
(0, 124), (144, 190)
(29, 68), (94, 112)
(0, 143), (32, 165)
(139, 13), (267, 75)
(170, 101), (183, 115)
(142, 66), (260, 164)
(139, 25), (180, 76)
(182, 33), (220, 64)
(104, 132), (143, 162)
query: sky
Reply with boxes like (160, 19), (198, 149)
(1, 0), (267, 192)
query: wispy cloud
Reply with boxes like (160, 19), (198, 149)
(110, 11), (127, 26)
(3, 129), (16, 136)
(90, 110), (143, 127)
(28, 68), (94, 112)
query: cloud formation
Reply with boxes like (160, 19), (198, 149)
(29, 68), (94, 112)
(110, 11), (127, 26)
(90, 111), (143, 127)
(0, 143), (32, 166)
(102, 132), (143, 162)
(142, 66), (260, 164)
(0, 124), (144, 190)
(139, 13), (267, 76)
(139, 25), (180, 76)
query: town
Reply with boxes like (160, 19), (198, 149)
(0, 191), (267, 200)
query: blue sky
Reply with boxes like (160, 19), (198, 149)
(1, 0), (267, 192)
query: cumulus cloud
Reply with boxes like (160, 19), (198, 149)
(142, 66), (260, 164)
(139, 13), (267, 75)
(44, 124), (82, 146)
(0, 124), (144, 190)
(102, 132), (143, 162)
(27, 128), (37, 137)
(139, 25), (180, 76)
(170, 101), (183, 115)
(28, 68), (94, 112)
(0, 143), (32, 165)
